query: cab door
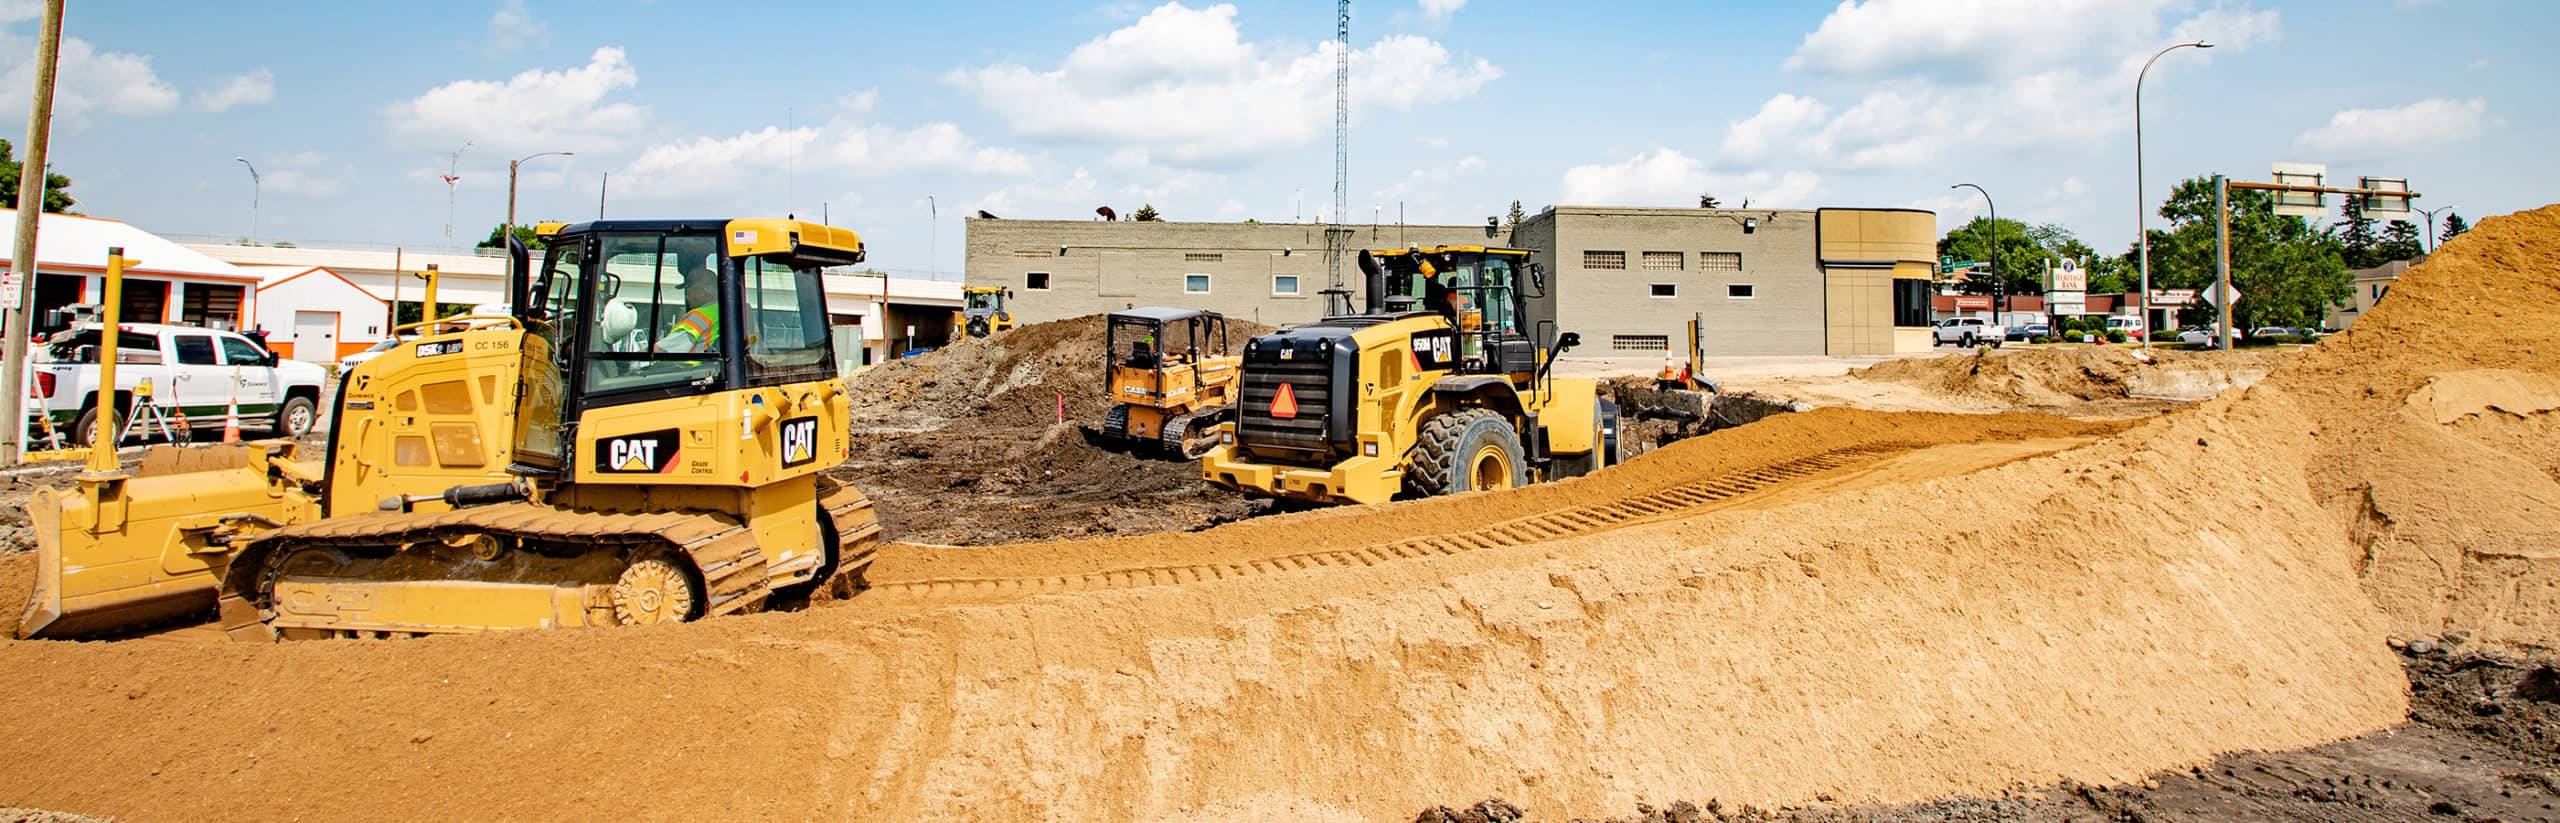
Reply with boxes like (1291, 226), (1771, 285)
(166, 333), (229, 420)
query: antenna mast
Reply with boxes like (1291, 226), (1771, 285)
(1324, 0), (1353, 314)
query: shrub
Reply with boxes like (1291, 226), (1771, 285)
(2104, 329), (2128, 343)
(2031, 335), (2053, 344)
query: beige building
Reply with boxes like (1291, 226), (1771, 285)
(963, 206), (1937, 357)
(2325, 257), (2415, 331)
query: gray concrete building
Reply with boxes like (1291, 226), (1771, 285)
(963, 206), (1936, 357)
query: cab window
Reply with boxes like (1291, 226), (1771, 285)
(172, 335), (218, 366)
(218, 335), (269, 365)
(740, 255), (833, 384)
(582, 232), (722, 397)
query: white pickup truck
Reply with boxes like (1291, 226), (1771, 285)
(1931, 317), (2007, 348)
(28, 322), (329, 446)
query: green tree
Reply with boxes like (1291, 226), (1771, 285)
(476, 223), (549, 250)
(2143, 176), (2350, 330)
(1934, 217), (2056, 301)
(2442, 213), (2469, 245)
(0, 138), (76, 214)
(1505, 199), (1525, 230)
(2377, 220), (2422, 262)
(2337, 197), (2380, 269)
(1131, 204), (1162, 222)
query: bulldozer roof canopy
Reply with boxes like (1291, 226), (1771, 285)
(542, 218), (865, 266)
(1108, 306), (1217, 323)
(1366, 246), (1532, 258)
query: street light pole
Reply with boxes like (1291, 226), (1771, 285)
(444, 140), (471, 249)
(1951, 183), (1999, 324)
(926, 195), (937, 277)
(2135, 39), (2212, 349)
(507, 150), (575, 231)
(233, 157), (260, 245)
(2415, 203), (2460, 253)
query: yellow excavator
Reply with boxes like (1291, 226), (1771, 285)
(19, 218), (881, 640)
(957, 286), (1014, 338)
(1199, 246), (1619, 505)
(1098, 306), (1241, 458)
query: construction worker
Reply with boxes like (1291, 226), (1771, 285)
(655, 265), (720, 354)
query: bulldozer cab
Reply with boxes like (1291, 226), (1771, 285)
(1108, 307), (1226, 370)
(1360, 247), (1544, 376)
(514, 219), (862, 475)
(963, 287), (1006, 315)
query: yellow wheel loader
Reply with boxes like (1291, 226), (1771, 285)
(1097, 307), (1241, 459)
(957, 286), (1014, 338)
(1199, 247), (1619, 506)
(19, 218), (882, 640)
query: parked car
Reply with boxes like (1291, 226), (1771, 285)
(2249, 326), (2298, 339)
(2178, 327), (2217, 345)
(1932, 317), (2006, 348)
(2007, 323), (2052, 341)
(29, 322), (329, 446)
(2105, 316), (2146, 340)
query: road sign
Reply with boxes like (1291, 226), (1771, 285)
(2271, 162), (2328, 218)
(0, 270), (18, 310)
(2196, 284), (2242, 308)
(1939, 260), (1983, 274)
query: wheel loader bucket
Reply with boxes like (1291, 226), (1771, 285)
(17, 444), (309, 640)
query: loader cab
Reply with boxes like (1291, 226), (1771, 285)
(1359, 247), (1544, 376)
(510, 218), (862, 473)
(958, 286), (1014, 338)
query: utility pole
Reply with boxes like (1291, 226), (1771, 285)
(2213, 174), (2231, 350)
(444, 140), (471, 249)
(927, 195), (937, 277)
(0, 0), (65, 464)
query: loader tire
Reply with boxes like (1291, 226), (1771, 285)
(966, 317), (992, 338)
(1408, 409), (1525, 497)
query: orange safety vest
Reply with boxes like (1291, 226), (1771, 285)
(670, 305), (719, 352)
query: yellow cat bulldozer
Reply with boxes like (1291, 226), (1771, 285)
(958, 286), (1015, 338)
(19, 218), (881, 640)
(1097, 306), (1241, 458)
(1199, 246), (1619, 505)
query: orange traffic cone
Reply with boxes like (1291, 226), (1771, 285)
(221, 389), (242, 444)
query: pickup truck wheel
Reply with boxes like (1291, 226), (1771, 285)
(273, 396), (317, 439)
(1960, 333), (1977, 348)
(71, 404), (122, 448)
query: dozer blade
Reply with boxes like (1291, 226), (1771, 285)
(17, 445), (307, 640)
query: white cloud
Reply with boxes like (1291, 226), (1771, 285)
(0, 34), (181, 120)
(619, 114), (1034, 200)
(946, 2), (1498, 166)
(1558, 148), (1821, 209)
(385, 47), (648, 153)
(194, 69), (274, 112)
(262, 168), (339, 197)
(486, 0), (549, 54)
(1418, 0), (1467, 24)
(1789, 0), (2186, 79)
(2170, 5), (2281, 51)
(1719, 93), (1829, 163)
(1372, 154), (1486, 207)
(2292, 98), (2487, 162)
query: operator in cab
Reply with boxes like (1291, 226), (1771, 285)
(655, 264), (721, 354)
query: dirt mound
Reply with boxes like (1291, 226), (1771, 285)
(836, 314), (1274, 544)
(2269, 207), (2560, 649)
(1851, 346), (2283, 406)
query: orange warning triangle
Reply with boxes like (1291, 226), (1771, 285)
(1271, 382), (1299, 419)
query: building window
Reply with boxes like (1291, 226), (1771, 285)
(1013, 249), (1055, 258)
(1642, 251), (1683, 271)
(1649, 283), (1676, 298)
(1185, 252), (1224, 264)
(1610, 334), (1670, 351)
(1893, 278), (1931, 327)
(1583, 250), (1626, 270)
(1185, 273), (1211, 294)
(1273, 274), (1300, 295)
(1026, 272), (1051, 290)
(1701, 252), (1743, 272)
(1727, 284), (1756, 299)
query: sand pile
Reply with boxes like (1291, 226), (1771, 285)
(1852, 346), (2283, 405)
(3, 209), (2556, 820)
(2266, 208), (2560, 649)
(845, 314), (1266, 433)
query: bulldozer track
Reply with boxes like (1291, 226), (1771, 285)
(242, 504), (774, 617)
(872, 445), (1899, 602)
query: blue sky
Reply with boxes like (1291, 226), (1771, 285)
(1, 0), (2548, 276)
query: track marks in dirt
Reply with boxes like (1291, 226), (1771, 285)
(865, 446), (1901, 605)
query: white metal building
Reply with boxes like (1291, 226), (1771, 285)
(243, 266), (391, 362)
(0, 210), (263, 332)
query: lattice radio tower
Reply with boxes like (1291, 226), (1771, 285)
(1324, 0), (1352, 312)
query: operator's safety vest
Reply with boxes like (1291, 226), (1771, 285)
(669, 305), (719, 353)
